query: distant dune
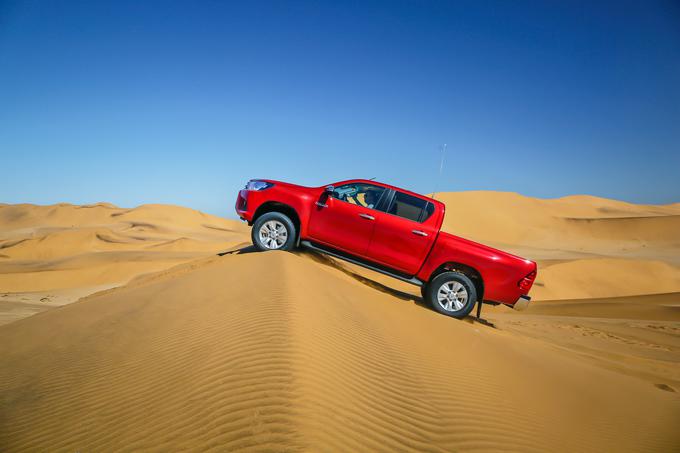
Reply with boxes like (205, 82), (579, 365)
(437, 191), (680, 255)
(0, 203), (249, 322)
(1, 193), (679, 451)
(435, 191), (680, 299)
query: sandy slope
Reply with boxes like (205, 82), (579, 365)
(1, 251), (678, 451)
(1, 194), (679, 451)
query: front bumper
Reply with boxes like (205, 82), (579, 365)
(235, 189), (251, 220)
(513, 295), (531, 311)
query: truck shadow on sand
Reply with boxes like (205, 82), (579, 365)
(217, 244), (259, 256)
(298, 249), (495, 328)
(217, 246), (494, 327)
(219, 245), (417, 301)
(296, 249), (420, 303)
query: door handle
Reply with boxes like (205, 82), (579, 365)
(412, 230), (428, 236)
(315, 201), (328, 208)
(359, 213), (375, 220)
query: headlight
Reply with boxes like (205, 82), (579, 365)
(245, 180), (274, 191)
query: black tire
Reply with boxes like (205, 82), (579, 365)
(251, 212), (297, 251)
(425, 271), (478, 319)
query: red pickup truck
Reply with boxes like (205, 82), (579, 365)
(236, 179), (536, 318)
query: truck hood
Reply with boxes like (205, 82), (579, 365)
(261, 179), (318, 191)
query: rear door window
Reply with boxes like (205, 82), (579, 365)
(387, 191), (433, 222)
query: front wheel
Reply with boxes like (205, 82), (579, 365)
(251, 212), (297, 251)
(425, 271), (477, 318)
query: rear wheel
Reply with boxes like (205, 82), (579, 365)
(251, 212), (296, 251)
(426, 271), (477, 318)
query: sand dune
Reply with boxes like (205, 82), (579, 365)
(434, 191), (680, 300)
(1, 251), (678, 451)
(1, 193), (679, 451)
(0, 203), (249, 323)
(503, 292), (680, 320)
(531, 258), (680, 300)
(436, 191), (680, 262)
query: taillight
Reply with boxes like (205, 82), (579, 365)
(518, 270), (536, 291)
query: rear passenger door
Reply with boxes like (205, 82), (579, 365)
(366, 190), (438, 275)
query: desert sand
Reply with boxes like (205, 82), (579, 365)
(1, 193), (679, 451)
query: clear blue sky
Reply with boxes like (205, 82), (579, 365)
(1, 1), (679, 216)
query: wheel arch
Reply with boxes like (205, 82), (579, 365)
(252, 201), (301, 241)
(428, 262), (485, 302)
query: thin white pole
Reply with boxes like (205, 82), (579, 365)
(432, 143), (447, 199)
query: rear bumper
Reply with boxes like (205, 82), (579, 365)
(513, 295), (531, 311)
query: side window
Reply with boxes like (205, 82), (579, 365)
(331, 183), (387, 210)
(422, 202), (435, 222)
(387, 191), (431, 222)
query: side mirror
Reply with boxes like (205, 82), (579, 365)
(324, 185), (334, 194)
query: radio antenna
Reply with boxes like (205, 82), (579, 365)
(431, 143), (447, 199)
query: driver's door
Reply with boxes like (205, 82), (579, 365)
(307, 183), (387, 257)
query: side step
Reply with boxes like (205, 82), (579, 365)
(300, 240), (424, 287)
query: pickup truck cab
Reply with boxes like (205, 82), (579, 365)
(236, 178), (536, 318)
